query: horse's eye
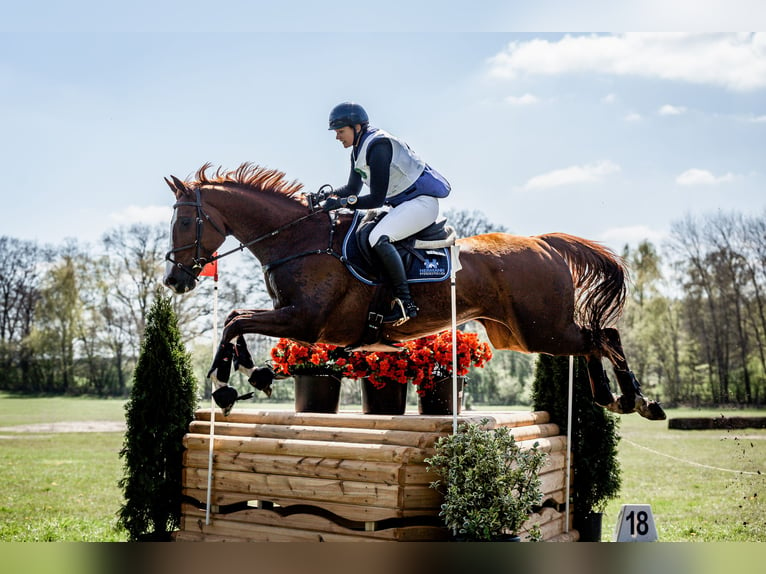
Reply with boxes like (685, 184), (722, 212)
(179, 217), (193, 229)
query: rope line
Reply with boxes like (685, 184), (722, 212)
(623, 438), (762, 476)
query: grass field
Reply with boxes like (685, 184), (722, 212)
(0, 393), (764, 542)
(602, 406), (766, 542)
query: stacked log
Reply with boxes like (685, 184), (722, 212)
(175, 410), (574, 542)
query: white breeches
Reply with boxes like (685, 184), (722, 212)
(368, 195), (440, 247)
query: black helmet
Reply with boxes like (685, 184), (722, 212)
(328, 102), (369, 130)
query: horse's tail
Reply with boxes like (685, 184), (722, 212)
(539, 232), (628, 358)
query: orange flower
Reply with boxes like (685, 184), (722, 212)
(270, 338), (354, 377)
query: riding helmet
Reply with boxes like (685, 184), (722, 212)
(328, 102), (369, 130)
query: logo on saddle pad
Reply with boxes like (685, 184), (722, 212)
(420, 257), (446, 277)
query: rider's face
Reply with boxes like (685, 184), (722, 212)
(334, 125), (358, 148)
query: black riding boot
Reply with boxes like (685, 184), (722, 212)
(372, 236), (419, 325)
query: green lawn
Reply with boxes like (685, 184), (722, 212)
(0, 393), (128, 541)
(1, 393), (764, 542)
(602, 406), (766, 542)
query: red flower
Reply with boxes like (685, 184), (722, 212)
(270, 338), (354, 378)
(348, 329), (493, 394)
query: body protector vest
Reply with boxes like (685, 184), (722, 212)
(352, 128), (426, 201)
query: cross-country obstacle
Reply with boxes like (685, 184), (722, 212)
(175, 410), (578, 541)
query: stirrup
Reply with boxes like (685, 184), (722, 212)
(383, 298), (418, 327)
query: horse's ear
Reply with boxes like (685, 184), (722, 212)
(166, 175), (188, 197)
(164, 177), (179, 195)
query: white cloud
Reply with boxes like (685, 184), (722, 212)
(110, 205), (172, 225)
(659, 104), (687, 115)
(523, 160), (620, 190)
(505, 93), (539, 105)
(676, 168), (735, 185)
(487, 33), (766, 92)
(624, 112), (642, 122)
(748, 115), (766, 123)
(602, 93), (617, 104)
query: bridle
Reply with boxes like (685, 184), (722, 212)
(165, 186), (339, 281)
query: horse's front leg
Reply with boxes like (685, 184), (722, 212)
(208, 307), (320, 414)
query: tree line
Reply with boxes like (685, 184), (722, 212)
(1, 208), (763, 406)
(620, 210), (766, 406)
(0, 225), (264, 396)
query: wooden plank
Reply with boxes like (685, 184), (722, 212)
(180, 504), (447, 541)
(544, 487), (567, 505)
(504, 423), (561, 442)
(183, 433), (427, 463)
(182, 488), (438, 522)
(189, 420), (439, 448)
(193, 409), (552, 432)
(183, 450), (416, 485)
(183, 467), (441, 509)
(519, 506), (567, 541)
(480, 411), (551, 428)
(516, 435), (567, 454)
(539, 468), (567, 496)
(547, 531), (580, 542)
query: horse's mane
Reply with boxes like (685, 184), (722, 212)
(191, 162), (305, 198)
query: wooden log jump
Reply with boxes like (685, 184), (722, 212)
(176, 410), (576, 542)
(668, 416), (766, 430)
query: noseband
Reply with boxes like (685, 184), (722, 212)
(165, 186), (333, 282)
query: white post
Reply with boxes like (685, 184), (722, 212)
(565, 355), (574, 533)
(205, 274), (219, 525)
(450, 244), (459, 435)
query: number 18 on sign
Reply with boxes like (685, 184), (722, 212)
(613, 504), (658, 542)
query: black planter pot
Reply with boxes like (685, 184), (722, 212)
(575, 511), (603, 542)
(361, 379), (408, 415)
(418, 376), (464, 415)
(293, 375), (342, 413)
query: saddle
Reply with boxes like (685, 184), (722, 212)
(341, 210), (457, 286)
(341, 210), (458, 349)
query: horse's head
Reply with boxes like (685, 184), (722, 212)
(163, 175), (227, 293)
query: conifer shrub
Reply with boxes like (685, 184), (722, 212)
(117, 291), (198, 540)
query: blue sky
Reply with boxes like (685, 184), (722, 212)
(2, 3), (765, 256)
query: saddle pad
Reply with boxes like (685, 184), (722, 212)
(341, 211), (452, 286)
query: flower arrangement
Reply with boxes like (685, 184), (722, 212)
(270, 338), (354, 378)
(349, 329), (493, 394)
(411, 330), (493, 394)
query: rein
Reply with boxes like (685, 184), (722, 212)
(166, 187), (342, 280)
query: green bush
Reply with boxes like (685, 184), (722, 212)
(532, 355), (621, 522)
(426, 419), (547, 541)
(117, 291), (198, 540)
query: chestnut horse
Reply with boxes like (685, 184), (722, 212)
(163, 163), (665, 420)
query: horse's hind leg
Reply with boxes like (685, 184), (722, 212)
(548, 323), (665, 421)
(601, 328), (666, 420)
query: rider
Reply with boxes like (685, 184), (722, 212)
(322, 102), (451, 325)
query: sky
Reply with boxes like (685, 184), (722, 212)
(2, 2), (765, 258)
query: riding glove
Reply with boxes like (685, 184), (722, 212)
(322, 197), (344, 212)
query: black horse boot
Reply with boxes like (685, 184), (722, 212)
(372, 235), (419, 326)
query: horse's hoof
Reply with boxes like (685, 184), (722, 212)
(212, 386), (238, 416)
(637, 400), (667, 421)
(249, 366), (275, 396)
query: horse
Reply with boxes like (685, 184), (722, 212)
(163, 162), (665, 421)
